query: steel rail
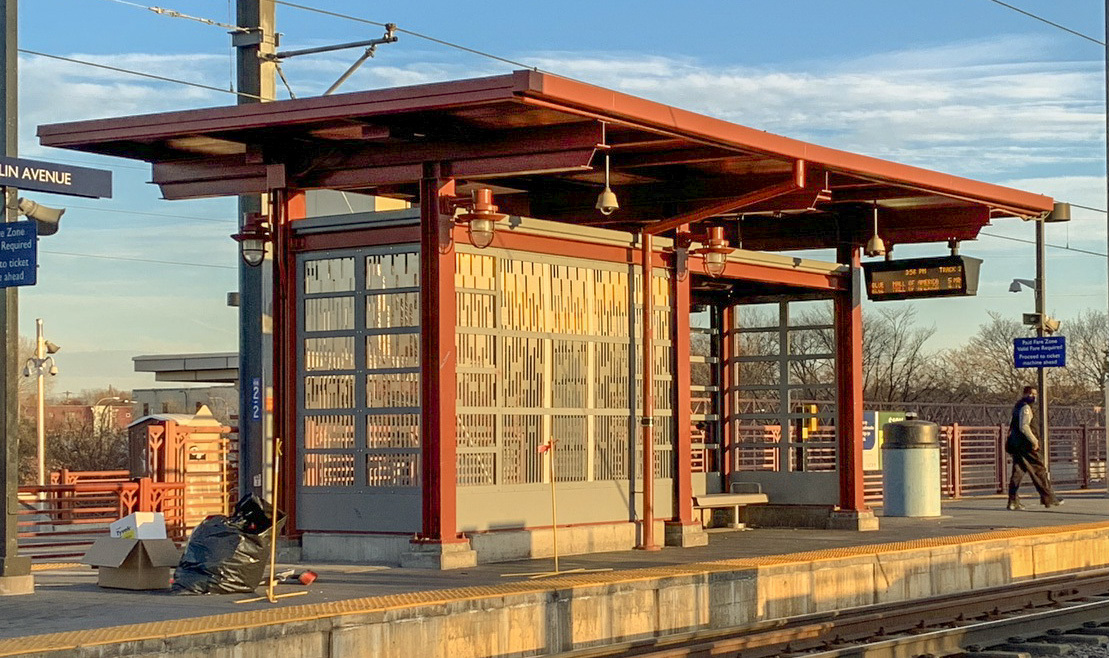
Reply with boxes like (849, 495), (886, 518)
(558, 567), (1109, 658)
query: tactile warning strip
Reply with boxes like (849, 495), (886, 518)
(4, 520), (1109, 657)
(29, 563), (83, 572)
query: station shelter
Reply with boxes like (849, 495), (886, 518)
(38, 71), (1053, 567)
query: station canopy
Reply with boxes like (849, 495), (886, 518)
(38, 70), (1053, 251)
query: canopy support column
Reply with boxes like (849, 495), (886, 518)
(832, 245), (877, 530)
(403, 162), (477, 569)
(665, 229), (707, 547)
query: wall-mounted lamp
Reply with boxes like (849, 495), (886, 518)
(692, 225), (733, 277)
(864, 205), (886, 257)
(231, 212), (272, 267)
(444, 188), (506, 249)
(595, 124), (619, 215)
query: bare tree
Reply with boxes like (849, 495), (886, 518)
(47, 413), (128, 473)
(863, 307), (939, 402)
(938, 312), (1029, 404)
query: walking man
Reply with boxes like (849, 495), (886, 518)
(1006, 385), (1062, 510)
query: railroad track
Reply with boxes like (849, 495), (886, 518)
(560, 568), (1109, 657)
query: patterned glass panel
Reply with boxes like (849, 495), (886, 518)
(456, 252), (496, 290)
(457, 292), (495, 329)
(594, 415), (631, 481)
(458, 453), (496, 486)
(367, 453), (419, 487)
(501, 415), (543, 485)
(304, 375), (355, 410)
(457, 414), (495, 448)
(594, 342), (629, 409)
(503, 336), (544, 408)
(592, 269), (630, 337)
(501, 260), (545, 332)
(302, 453), (355, 486)
(551, 341), (587, 409)
(457, 371), (497, 408)
(552, 415), (587, 482)
(366, 252), (419, 290)
(304, 297), (355, 332)
(304, 415), (355, 449)
(366, 292), (419, 329)
(366, 414), (420, 448)
(304, 258), (356, 294)
(304, 337), (355, 371)
(456, 333), (495, 368)
(365, 334), (419, 369)
(366, 372), (419, 408)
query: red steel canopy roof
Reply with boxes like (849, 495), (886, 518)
(38, 70), (1053, 251)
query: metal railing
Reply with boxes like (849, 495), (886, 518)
(17, 477), (186, 562)
(717, 424), (1107, 502)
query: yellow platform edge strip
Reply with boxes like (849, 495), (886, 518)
(4, 519), (1109, 657)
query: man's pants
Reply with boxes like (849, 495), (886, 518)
(1008, 448), (1055, 503)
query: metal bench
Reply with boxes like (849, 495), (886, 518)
(693, 482), (768, 529)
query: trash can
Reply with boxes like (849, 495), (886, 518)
(881, 414), (941, 517)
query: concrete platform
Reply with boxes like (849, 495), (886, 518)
(1, 492), (1106, 657)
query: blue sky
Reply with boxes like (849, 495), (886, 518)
(13, 0), (1109, 392)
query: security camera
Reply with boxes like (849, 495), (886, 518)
(21, 364), (30, 378)
(48, 364), (58, 376)
(595, 188), (619, 216)
(44, 341), (60, 354)
(16, 198), (65, 236)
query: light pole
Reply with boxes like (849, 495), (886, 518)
(22, 319), (58, 489)
(1011, 204), (1070, 472)
(91, 396), (134, 436)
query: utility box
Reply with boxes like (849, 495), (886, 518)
(881, 415), (941, 517)
(83, 537), (180, 590)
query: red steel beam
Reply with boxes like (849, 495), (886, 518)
(645, 161), (805, 236)
(834, 244), (866, 512)
(418, 164), (463, 544)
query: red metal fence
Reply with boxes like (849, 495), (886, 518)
(719, 424), (1107, 503)
(17, 477), (186, 562)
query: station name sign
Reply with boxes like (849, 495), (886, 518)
(0, 156), (112, 199)
(862, 255), (982, 301)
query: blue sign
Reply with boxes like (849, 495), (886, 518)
(0, 220), (36, 288)
(1014, 336), (1066, 368)
(862, 411), (878, 451)
(250, 377), (262, 421)
(0, 156), (112, 198)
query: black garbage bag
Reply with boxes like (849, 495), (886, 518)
(173, 495), (284, 594)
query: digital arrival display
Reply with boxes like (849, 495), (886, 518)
(862, 255), (982, 301)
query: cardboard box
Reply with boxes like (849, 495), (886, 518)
(83, 537), (180, 590)
(109, 512), (167, 540)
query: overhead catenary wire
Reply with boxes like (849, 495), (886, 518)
(979, 229), (1107, 257)
(41, 249), (235, 270)
(984, 0), (1104, 46)
(272, 0), (538, 71)
(95, 0), (248, 31)
(18, 49), (267, 101)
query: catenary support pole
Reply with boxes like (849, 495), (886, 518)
(235, 0), (276, 501)
(0, 0), (30, 594)
(1035, 217), (1049, 472)
(1103, 0), (1108, 494)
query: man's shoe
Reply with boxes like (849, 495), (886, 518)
(1007, 500), (1024, 511)
(1044, 498), (1064, 508)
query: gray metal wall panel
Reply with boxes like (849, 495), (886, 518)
(457, 480), (674, 532)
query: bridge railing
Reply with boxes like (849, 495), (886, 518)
(17, 477), (186, 562)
